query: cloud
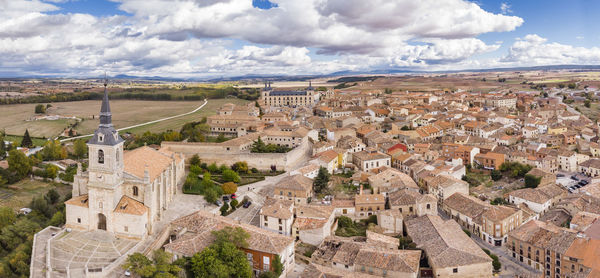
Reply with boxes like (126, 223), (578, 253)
(500, 34), (600, 65)
(500, 3), (512, 14)
(0, 0), (525, 77)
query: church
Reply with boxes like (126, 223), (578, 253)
(65, 80), (185, 240)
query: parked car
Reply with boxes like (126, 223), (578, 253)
(580, 180), (589, 185)
(575, 184), (582, 189)
(571, 175), (579, 181)
(556, 173), (565, 177)
(222, 196), (230, 202)
(125, 270), (131, 277)
(231, 194), (237, 199)
(243, 201), (252, 208)
(214, 200), (222, 206)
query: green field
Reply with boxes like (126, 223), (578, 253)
(0, 180), (71, 211)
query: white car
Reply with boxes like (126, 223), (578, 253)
(124, 270), (131, 277)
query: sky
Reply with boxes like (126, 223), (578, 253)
(2, 0), (600, 78)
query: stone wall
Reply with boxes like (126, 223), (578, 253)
(161, 138), (312, 171)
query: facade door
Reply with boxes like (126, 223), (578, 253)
(98, 213), (107, 230)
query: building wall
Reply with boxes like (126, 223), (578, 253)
(161, 138), (311, 171)
(432, 261), (493, 278)
(260, 214), (293, 236)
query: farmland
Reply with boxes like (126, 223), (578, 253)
(0, 98), (249, 141)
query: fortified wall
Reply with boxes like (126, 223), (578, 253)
(160, 138), (311, 171)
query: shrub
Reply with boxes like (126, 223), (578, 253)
(337, 216), (353, 228)
(222, 169), (241, 183)
(190, 164), (203, 175)
(524, 174), (541, 188)
(230, 199), (239, 208)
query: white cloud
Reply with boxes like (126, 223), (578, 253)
(500, 34), (600, 65)
(500, 3), (512, 14)
(0, 0), (525, 77)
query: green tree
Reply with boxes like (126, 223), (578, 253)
(220, 203), (230, 216)
(123, 250), (181, 278)
(45, 189), (60, 204)
(45, 164), (59, 180)
(0, 131), (7, 160)
(490, 170), (502, 181)
(585, 100), (591, 108)
(313, 167), (330, 194)
(222, 169), (240, 183)
(73, 139), (87, 158)
(251, 136), (267, 152)
(190, 154), (201, 166)
(34, 104), (46, 114)
(524, 174), (541, 188)
(231, 161), (249, 173)
(0, 207), (16, 230)
(272, 254), (283, 276)
(21, 129), (33, 148)
(207, 163), (219, 173)
(7, 149), (31, 179)
(230, 199), (239, 209)
(190, 228), (252, 278)
(400, 125), (411, 131)
(398, 236), (417, 250)
(40, 140), (67, 161)
(204, 187), (218, 204)
(47, 211), (65, 227)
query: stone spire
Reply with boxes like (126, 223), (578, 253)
(99, 73), (112, 127)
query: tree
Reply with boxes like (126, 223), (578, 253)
(272, 254), (283, 276)
(204, 187), (218, 204)
(585, 100), (591, 108)
(490, 197), (508, 205)
(216, 133), (227, 143)
(231, 161), (248, 173)
(73, 139), (87, 158)
(490, 170), (502, 181)
(220, 203), (229, 216)
(222, 182), (237, 195)
(189, 154), (201, 166)
(524, 174), (541, 188)
(45, 164), (59, 180)
(123, 250), (181, 278)
(0, 207), (15, 230)
(222, 169), (240, 183)
(40, 140), (67, 161)
(568, 83), (576, 89)
(230, 199), (238, 209)
(47, 211), (65, 227)
(7, 149), (31, 179)
(313, 167), (330, 194)
(190, 228), (252, 278)
(398, 236), (417, 250)
(0, 131), (7, 160)
(400, 125), (411, 131)
(21, 129), (33, 148)
(207, 163), (219, 173)
(34, 104), (46, 114)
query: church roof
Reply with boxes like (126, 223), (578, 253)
(87, 78), (124, 146)
(65, 194), (89, 208)
(124, 146), (173, 180)
(114, 196), (148, 215)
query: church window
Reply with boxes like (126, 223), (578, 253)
(116, 149), (119, 162)
(98, 134), (104, 142)
(77, 218), (81, 223)
(133, 186), (139, 196)
(98, 150), (104, 164)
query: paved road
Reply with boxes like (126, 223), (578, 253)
(226, 151), (312, 225)
(60, 99), (208, 142)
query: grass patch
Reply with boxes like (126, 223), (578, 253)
(4, 134), (49, 147)
(0, 180), (70, 211)
(335, 215), (377, 237)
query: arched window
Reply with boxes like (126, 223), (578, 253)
(98, 150), (104, 164)
(133, 186), (138, 196)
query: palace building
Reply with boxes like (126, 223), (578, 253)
(260, 81), (320, 107)
(65, 79), (185, 240)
